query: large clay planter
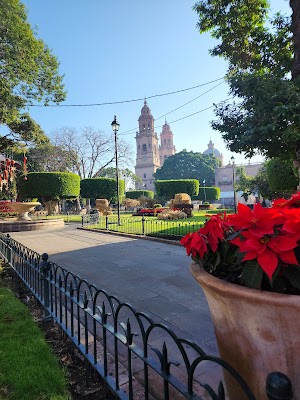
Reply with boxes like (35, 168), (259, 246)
(190, 262), (300, 400)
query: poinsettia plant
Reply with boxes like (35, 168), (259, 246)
(181, 193), (300, 294)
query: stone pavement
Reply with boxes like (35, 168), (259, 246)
(10, 224), (222, 391)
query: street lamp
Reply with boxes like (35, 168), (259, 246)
(231, 156), (237, 212)
(111, 116), (120, 225)
(203, 180), (206, 202)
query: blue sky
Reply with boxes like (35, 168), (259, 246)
(22, 0), (290, 168)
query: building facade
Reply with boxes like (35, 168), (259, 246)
(135, 101), (175, 191)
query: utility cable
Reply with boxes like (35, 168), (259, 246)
(27, 77), (225, 107)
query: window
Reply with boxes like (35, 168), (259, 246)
(144, 173), (146, 178)
(138, 144), (140, 149)
(142, 144), (147, 152)
(148, 123), (150, 129)
(148, 143), (151, 147)
(143, 124), (145, 130)
(164, 139), (166, 145)
(168, 139), (171, 144)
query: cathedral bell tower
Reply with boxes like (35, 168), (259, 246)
(159, 119), (176, 166)
(135, 101), (160, 191)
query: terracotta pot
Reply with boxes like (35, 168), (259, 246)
(190, 262), (300, 400)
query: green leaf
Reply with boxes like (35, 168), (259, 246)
(242, 261), (263, 289)
(283, 266), (300, 290)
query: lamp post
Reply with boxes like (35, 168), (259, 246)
(111, 116), (120, 225)
(231, 156), (237, 212)
(203, 180), (206, 202)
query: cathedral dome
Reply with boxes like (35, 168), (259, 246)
(203, 140), (221, 157)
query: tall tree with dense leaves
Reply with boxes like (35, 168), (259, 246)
(0, 0), (66, 151)
(153, 150), (220, 186)
(193, 0), (300, 185)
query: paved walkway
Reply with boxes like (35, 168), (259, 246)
(10, 224), (225, 393)
(10, 224), (217, 355)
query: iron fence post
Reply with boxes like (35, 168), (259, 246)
(142, 216), (145, 235)
(266, 372), (293, 400)
(6, 234), (12, 266)
(40, 253), (51, 320)
(106, 215), (108, 230)
(81, 215), (84, 227)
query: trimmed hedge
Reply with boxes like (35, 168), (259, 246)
(192, 186), (221, 201)
(18, 172), (80, 201)
(155, 179), (199, 198)
(125, 190), (154, 199)
(81, 178), (125, 202)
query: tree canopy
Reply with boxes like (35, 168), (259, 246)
(153, 150), (220, 186)
(193, 0), (300, 182)
(1, 0), (66, 151)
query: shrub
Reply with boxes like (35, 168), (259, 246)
(155, 179), (199, 198)
(18, 172), (80, 201)
(126, 190), (154, 199)
(154, 204), (162, 208)
(192, 186), (220, 201)
(81, 178), (125, 202)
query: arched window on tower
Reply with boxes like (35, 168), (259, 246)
(164, 139), (166, 145)
(148, 123), (150, 129)
(143, 124), (145, 130)
(168, 139), (171, 144)
(142, 144), (147, 152)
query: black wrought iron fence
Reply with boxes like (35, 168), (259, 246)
(0, 233), (294, 400)
(81, 215), (204, 240)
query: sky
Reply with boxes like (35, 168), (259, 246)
(22, 0), (290, 168)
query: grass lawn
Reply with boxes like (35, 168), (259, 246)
(0, 286), (69, 400)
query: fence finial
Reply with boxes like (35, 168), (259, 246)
(266, 372), (293, 400)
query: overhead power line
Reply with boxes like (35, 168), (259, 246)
(119, 98), (233, 136)
(27, 77), (225, 107)
(120, 81), (225, 135)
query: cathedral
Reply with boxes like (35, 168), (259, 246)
(135, 101), (176, 191)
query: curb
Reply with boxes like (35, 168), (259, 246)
(77, 226), (182, 246)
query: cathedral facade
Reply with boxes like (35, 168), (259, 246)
(135, 101), (175, 191)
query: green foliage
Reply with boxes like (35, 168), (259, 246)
(81, 178), (125, 201)
(18, 172), (80, 201)
(153, 150), (220, 186)
(26, 143), (74, 172)
(125, 190), (154, 199)
(192, 186), (220, 201)
(266, 158), (298, 194)
(193, 0), (300, 183)
(155, 179), (199, 198)
(154, 204), (162, 208)
(0, 0), (66, 150)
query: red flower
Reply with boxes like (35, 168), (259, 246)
(230, 231), (299, 279)
(180, 232), (208, 259)
(273, 192), (300, 209)
(228, 202), (284, 237)
(200, 214), (229, 252)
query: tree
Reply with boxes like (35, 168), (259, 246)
(18, 172), (80, 214)
(235, 166), (256, 201)
(80, 178), (125, 203)
(155, 179), (199, 199)
(1, 0), (66, 151)
(98, 167), (141, 190)
(26, 143), (74, 172)
(193, 1), (300, 185)
(53, 127), (133, 179)
(153, 150), (220, 185)
(266, 157), (298, 196)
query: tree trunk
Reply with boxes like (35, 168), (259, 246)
(290, 1), (300, 186)
(86, 198), (91, 212)
(291, 0), (300, 79)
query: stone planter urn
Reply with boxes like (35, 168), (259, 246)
(190, 262), (298, 400)
(8, 202), (41, 221)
